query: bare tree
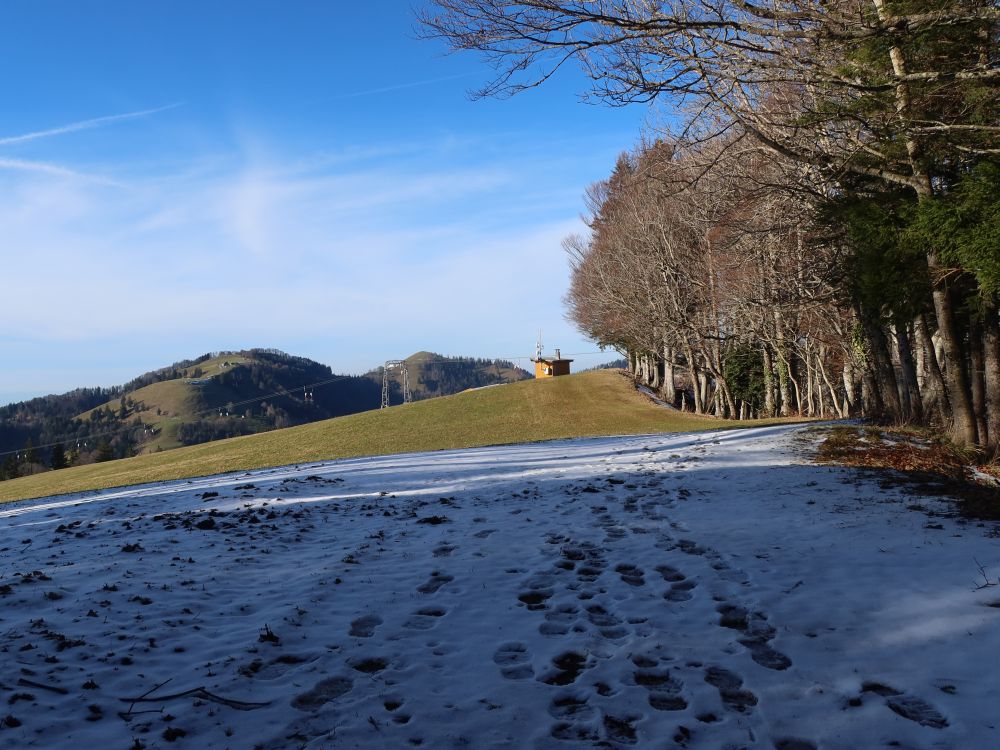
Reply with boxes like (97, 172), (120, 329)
(422, 0), (999, 444)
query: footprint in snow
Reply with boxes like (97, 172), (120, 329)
(548, 692), (597, 722)
(517, 573), (556, 610)
(239, 653), (313, 680)
(716, 602), (792, 670)
(614, 563), (645, 586)
(655, 564), (686, 583)
(586, 604), (628, 639)
(603, 525), (628, 541)
(550, 723), (600, 742)
(493, 642), (534, 680)
(417, 571), (454, 594)
(549, 696), (638, 745)
(348, 656), (389, 673)
(602, 713), (640, 745)
(403, 606), (447, 630)
(632, 657), (687, 711)
(382, 695), (411, 725)
(664, 579), (697, 602)
(291, 676), (352, 711)
(539, 604), (579, 636)
(860, 682), (949, 729)
(539, 651), (591, 686)
(773, 739), (818, 750)
(349, 614), (383, 638)
(704, 666), (758, 714)
(676, 538), (709, 556)
(710, 558), (751, 584)
(741, 637), (792, 671)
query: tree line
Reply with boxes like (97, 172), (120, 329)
(421, 0), (1000, 449)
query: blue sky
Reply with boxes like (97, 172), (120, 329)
(0, 1), (648, 405)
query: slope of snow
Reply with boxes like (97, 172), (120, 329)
(1, 424), (998, 749)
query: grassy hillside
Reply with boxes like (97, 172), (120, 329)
(0, 370), (780, 504)
(75, 354), (252, 452)
(3, 349), (538, 473)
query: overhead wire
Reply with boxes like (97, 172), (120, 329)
(0, 350), (618, 459)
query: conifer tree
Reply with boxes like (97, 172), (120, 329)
(50, 443), (68, 470)
(95, 440), (114, 463)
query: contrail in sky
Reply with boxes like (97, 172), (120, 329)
(0, 156), (120, 184)
(0, 103), (181, 146)
(0, 157), (84, 177)
(328, 72), (476, 101)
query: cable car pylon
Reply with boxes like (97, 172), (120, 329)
(381, 360), (412, 409)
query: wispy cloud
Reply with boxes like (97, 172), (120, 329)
(0, 130), (607, 400)
(0, 157), (86, 178)
(0, 103), (181, 147)
(326, 73), (476, 101)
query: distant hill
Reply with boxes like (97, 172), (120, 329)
(0, 350), (382, 474)
(369, 351), (532, 404)
(581, 358), (627, 372)
(0, 369), (763, 504)
(0, 349), (532, 480)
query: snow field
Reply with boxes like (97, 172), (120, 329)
(0, 424), (998, 749)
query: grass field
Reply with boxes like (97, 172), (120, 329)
(0, 370), (786, 504)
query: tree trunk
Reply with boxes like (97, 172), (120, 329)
(983, 302), (1000, 453)
(863, 318), (903, 422)
(715, 377), (736, 419)
(817, 352), (845, 419)
(969, 318), (987, 446)
(648, 353), (661, 389)
(894, 324), (923, 423)
(762, 344), (776, 417)
(774, 311), (793, 416)
(662, 345), (676, 404)
(842, 359), (857, 417)
(929, 266), (979, 443)
(861, 356), (884, 419)
(804, 343), (815, 417)
(685, 346), (703, 414)
(915, 314), (949, 422)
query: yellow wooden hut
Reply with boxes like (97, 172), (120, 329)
(531, 348), (573, 378)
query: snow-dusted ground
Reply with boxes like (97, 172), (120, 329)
(1, 424), (998, 749)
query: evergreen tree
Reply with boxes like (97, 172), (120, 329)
(95, 440), (114, 463)
(24, 438), (38, 466)
(50, 443), (68, 470)
(1, 454), (17, 481)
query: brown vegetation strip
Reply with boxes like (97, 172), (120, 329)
(815, 426), (1000, 520)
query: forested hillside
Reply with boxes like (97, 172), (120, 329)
(371, 351), (531, 404)
(0, 349), (534, 481)
(423, 0), (1000, 450)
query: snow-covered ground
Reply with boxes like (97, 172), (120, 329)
(1, 424), (998, 749)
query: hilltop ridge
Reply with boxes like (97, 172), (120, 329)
(0, 369), (756, 503)
(0, 349), (533, 478)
